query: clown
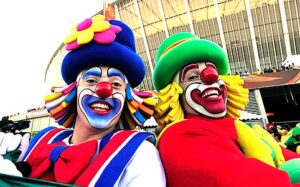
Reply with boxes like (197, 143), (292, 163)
(0, 15), (166, 186)
(284, 124), (300, 154)
(153, 32), (300, 186)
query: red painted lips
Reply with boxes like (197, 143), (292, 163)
(191, 85), (227, 114)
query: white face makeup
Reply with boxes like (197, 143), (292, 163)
(178, 62), (227, 118)
(76, 66), (127, 129)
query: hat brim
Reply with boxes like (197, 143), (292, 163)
(153, 39), (229, 91)
(62, 41), (145, 87)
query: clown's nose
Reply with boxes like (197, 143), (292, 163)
(95, 81), (113, 98)
(200, 65), (219, 84)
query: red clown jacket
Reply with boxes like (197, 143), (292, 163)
(157, 115), (300, 187)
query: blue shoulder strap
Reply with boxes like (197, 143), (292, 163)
(95, 131), (155, 187)
(22, 126), (73, 161)
(22, 126), (55, 161)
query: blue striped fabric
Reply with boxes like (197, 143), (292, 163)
(99, 130), (118, 153)
(94, 132), (154, 187)
(49, 145), (68, 164)
(51, 130), (73, 143)
(22, 126), (56, 161)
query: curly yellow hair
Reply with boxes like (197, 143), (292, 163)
(154, 75), (249, 128)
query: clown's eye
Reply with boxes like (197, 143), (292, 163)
(188, 75), (199, 81)
(112, 82), (122, 87)
(86, 79), (98, 84)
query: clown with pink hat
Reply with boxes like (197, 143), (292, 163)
(0, 14), (166, 186)
(153, 32), (300, 186)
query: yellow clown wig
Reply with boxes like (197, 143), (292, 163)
(152, 32), (249, 128)
(154, 76), (249, 128)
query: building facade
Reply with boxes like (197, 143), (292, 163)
(45, 0), (300, 92)
(10, 0), (300, 134)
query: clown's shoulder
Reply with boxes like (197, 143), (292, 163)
(21, 126), (165, 186)
(116, 137), (166, 187)
(156, 117), (298, 187)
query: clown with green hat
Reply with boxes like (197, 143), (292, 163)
(153, 32), (300, 186)
(0, 14), (166, 186)
(154, 32), (229, 91)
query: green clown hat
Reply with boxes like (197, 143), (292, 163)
(153, 32), (229, 91)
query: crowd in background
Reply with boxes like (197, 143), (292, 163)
(234, 63), (300, 77)
(266, 122), (300, 154)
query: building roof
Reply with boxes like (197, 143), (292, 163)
(243, 69), (300, 89)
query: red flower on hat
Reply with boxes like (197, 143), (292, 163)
(64, 14), (122, 51)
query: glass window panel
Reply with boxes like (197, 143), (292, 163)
(251, 0), (284, 69)
(46, 0), (300, 89)
(117, 0), (154, 90)
(162, 0), (191, 35)
(218, 0), (254, 74)
(284, 0), (300, 55)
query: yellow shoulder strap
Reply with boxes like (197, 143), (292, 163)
(234, 120), (278, 167)
(251, 124), (285, 167)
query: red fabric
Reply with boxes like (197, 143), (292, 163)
(25, 128), (66, 161)
(28, 140), (98, 184)
(75, 130), (135, 186)
(158, 116), (294, 187)
(281, 145), (300, 160)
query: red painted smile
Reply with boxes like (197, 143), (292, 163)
(190, 85), (227, 114)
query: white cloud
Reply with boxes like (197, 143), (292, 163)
(0, 0), (105, 117)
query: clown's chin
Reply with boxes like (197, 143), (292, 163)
(203, 101), (226, 114)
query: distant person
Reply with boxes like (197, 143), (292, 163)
(286, 135), (300, 154)
(267, 67), (272, 73)
(283, 125), (300, 154)
(266, 123), (282, 142)
(255, 69), (262, 74)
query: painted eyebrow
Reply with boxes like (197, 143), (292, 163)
(82, 67), (102, 79)
(108, 68), (125, 82)
(181, 63), (199, 81)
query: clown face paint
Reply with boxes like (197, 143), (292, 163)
(76, 66), (126, 129)
(179, 62), (227, 118)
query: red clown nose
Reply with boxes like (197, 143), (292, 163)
(200, 65), (219, 84)
(95, 81), (113, 98)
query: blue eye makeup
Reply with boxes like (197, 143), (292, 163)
(83, 67), (102, 79)
(108, 68), (125, 83)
